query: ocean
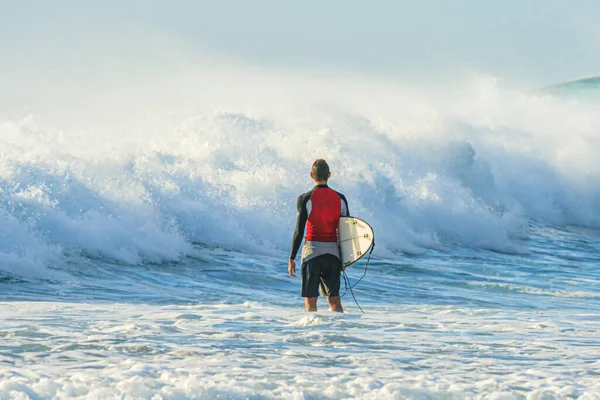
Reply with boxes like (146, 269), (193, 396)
(1, 73), (600, 399)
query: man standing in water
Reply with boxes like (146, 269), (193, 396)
(288, 159), (349, 312)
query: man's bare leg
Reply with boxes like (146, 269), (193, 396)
(304, 297), (318, 312)
(327, 296), (343, 313)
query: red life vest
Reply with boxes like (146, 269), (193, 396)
(305, 186), (344, 242)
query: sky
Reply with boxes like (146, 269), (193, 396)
(1, 0), (599, 87)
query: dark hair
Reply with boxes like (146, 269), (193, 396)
(312, 159), (330, 181)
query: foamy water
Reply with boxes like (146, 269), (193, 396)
(2, 300), (599, 399)
(1, 33), (600, 398)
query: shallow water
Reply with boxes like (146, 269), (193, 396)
(2, 55), (600, 397)
(2, 223), (600, 399)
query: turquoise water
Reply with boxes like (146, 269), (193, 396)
(2, 77), (600, 398)
(1, 228), (599, 398)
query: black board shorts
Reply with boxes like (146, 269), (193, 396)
(301, 254), (342, 298)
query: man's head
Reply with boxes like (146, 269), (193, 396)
(310, 159), (331, 183)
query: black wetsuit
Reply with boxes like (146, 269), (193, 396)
(290, 184), (349, 297)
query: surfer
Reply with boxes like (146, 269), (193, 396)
(288, 159), (349, 312)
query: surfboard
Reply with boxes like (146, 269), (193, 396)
(338, 217), (375, 270)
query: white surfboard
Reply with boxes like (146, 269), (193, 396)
(338, 217), (375, 270)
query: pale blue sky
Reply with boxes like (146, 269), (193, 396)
(2, 0), (600, 85)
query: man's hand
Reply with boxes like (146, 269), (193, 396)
(288, 259), (297, 278)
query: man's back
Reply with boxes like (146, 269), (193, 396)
(288, 159), (347, 312)
(290, 184), (349, 261)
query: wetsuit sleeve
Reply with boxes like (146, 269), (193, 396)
(290, 195), (308, 260)
(340, 193), (350, 217)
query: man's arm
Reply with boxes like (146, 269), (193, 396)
(290, 195), (308, 260)
(339, 193), (350, 217)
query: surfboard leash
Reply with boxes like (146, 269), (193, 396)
(341, 242), (374, 314)
(342, 270), (365, 314)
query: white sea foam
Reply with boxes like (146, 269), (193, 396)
(468, 281), (600, 298)
(2, 16), (600, 400)
(1, 302), (598, 399)
(2, 32), (600, 275)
